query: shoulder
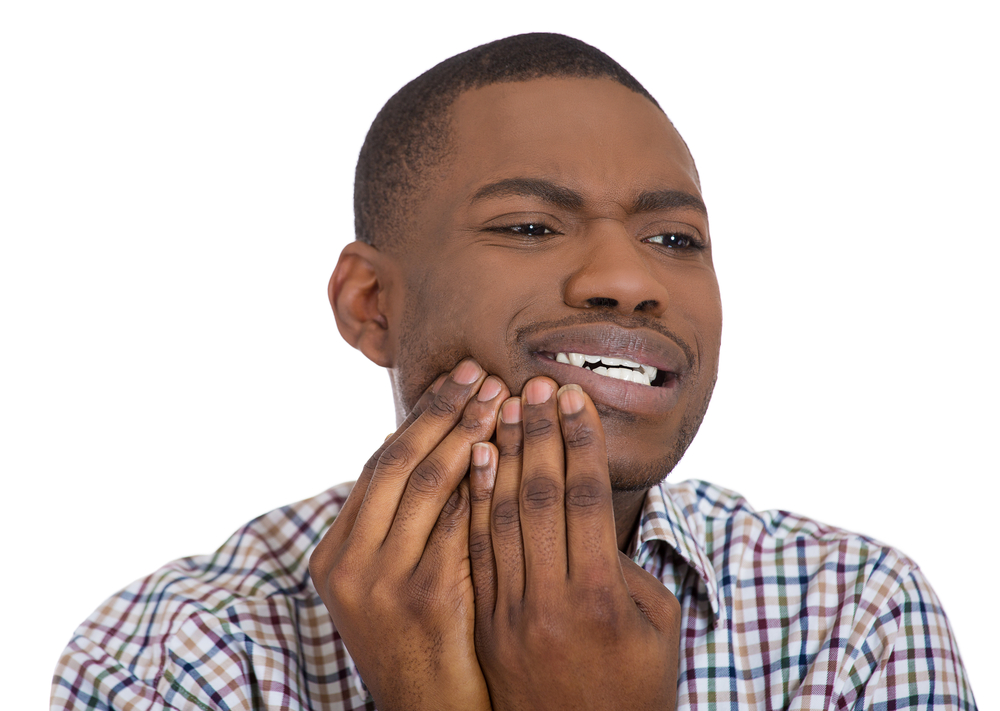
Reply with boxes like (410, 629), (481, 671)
(664, 477), (916, 572)
(661, 479), (977, 708)
(665, 477), (921, 613)
(52, 481), (362, 710)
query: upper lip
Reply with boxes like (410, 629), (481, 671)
(521, 322), (692, 377)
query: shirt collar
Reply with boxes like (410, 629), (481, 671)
(629, 481), (723, 626)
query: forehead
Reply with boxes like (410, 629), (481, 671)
(444, 77), (701, 206)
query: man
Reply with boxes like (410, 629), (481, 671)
(52, 33), (976, 710)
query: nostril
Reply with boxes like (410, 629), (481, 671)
(586, 297), (618, 308)
(635, 299), (659, 312)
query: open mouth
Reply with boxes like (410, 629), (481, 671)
(542, 351), (674, 387)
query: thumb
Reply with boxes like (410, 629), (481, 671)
(618, 551), (681, 633)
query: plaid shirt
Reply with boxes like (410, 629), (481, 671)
(52, 479), (977, 710)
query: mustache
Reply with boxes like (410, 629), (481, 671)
(513, 311), (696, 371)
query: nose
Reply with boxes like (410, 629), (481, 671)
(563, 226), (670, 317)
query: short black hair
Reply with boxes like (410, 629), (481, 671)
(354, 33), (662, 249)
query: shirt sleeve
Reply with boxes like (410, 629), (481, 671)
(51, 601), (316, 711)
(52, 634), (168, 711)
(846, 567), (977, 710)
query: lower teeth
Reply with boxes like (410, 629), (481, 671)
(590, 365), (650, 386)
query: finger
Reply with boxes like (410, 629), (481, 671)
(519, 377), (567, 591)
(557, 384), (619, 583)
(351, 359), (487, 549)
(469, 442), (498, 621)
(420, 477), (472, 572)
(386, 375), (507, 558)
(618, 551), (681, 634)
(491, 397), (525, 605)
(317, 374), (444, 554)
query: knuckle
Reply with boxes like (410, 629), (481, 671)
(408, 458), (450, 496)
(312, 554), (358, 607)
(307, 552), (328, 591)
(470, 482), (493, 504)
(580, 586), (621, 629)
(378, 439), (415, 473)
(370, 575), (405, 613)
(469, 531), (493, 559)
(521, 476), (562, 511)
(565, 477), (608, 511)
(402, 569), (440, 615)
(426, 395), (460, 419)
(562, 420), (598, 450)
(492, 498), (521, 534)
(497, 440), (523, 459)
(438, 486), (470, 524)
(523, 416), (556, 441)
(362, 450), (381, 475)
(455, 409), (487, 435)
(523, 605), (567, 650)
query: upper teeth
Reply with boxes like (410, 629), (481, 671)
(554, 352), (658, 386)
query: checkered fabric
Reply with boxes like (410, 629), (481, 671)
(52, 479), (976, 710)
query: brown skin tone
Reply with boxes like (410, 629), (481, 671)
(310, 78), (722, 709)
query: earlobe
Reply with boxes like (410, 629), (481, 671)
(329, 241), (396, 368)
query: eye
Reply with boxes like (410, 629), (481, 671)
(507, 223), (554, 237)
(488, 223), (556, 237)
(644, 232), (703, 250)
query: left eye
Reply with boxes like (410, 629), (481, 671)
(646, 233), (697, 249)
(505, 223), (553, 237)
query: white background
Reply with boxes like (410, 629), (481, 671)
(2, 2), (996, 708)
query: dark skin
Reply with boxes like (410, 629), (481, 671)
(310, 77), (722, 709)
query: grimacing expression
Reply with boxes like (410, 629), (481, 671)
(386, 77), (722, 490)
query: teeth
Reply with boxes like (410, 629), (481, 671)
(553, 352), (658, 386)
(630, 369), (651, 385)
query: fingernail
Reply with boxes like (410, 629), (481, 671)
(477, 376), (502, 402)
(431, 374), (447, 393)
(524, 379), (554, 405)
(472, 442), (491, 467)
(500, 398), (521, 424)
(558, 384), (585, 414)
(453, 359), (482, 385)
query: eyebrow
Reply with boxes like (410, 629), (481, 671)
(471, 178), (585, 210)
(470, 177), (707, 217)
(631, 189), (707, 217)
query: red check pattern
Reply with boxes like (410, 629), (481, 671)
(52, 479), (976, 710)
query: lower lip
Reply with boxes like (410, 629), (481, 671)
(530, 353), (681, 416)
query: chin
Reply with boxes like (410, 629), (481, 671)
(606, 451), (679, 492)
(604, 410), (707, 493)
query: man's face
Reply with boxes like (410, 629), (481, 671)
(386, 77), (722, 490)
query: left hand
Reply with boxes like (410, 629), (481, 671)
(468, 378), (682, 710)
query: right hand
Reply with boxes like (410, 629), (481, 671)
(308, 359), (508, 711)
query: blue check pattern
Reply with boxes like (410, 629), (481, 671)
(52, 479), (976, 709)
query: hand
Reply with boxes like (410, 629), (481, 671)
(309, 359), (508, 711)
(469, 378), (681, 710)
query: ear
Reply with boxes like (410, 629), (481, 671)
(329, 241), (397, 368)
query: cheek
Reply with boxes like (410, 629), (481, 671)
(398, 266), (507, 372)
(673, 270), (723, 356)
(401, 259), (544, 392)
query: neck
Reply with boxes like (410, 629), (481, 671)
(612, 488), (648, 553)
